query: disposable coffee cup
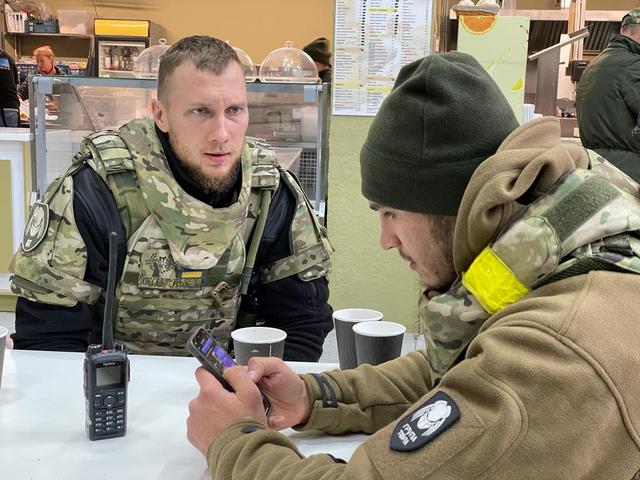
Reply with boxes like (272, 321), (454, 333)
(333, 308), (383, 370)
(231, 327), (287, 365)
(0, 326), (7, 391)
(353, 321), (406, 367)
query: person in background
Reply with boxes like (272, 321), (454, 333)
(17, 45), (60, 101)
(186, 52), (640, 479)
(303, 37), (332, 83)
(576, 7), (640, 182)
(10, 36), (333, 361)
(0, 48), (19, 127)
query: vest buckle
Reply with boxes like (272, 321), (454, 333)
(212, 281), (234, 306)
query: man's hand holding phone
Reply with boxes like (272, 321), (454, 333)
(186, 328), (313, 455)
(246, 357), (312, 431)
(187, 365), (269, 455)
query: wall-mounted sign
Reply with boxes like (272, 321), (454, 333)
(333, 0), (434, 116)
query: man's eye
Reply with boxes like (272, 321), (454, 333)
(227, 106), (243, 114)
(383, 211), (396, 219)
(192, 107), (209, 115)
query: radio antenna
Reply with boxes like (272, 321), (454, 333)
(102, 232), (118, 350)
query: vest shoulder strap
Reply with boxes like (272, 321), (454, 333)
(81, 130), (149, 238)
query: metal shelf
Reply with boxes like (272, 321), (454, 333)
(4, 32), (92, 39)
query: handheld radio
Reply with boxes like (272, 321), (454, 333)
(83, 231), (130, 441)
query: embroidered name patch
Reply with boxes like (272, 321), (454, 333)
(22, 202), (49, 252)
(138, 249), (203, 290)
(390, 391), (460, 452)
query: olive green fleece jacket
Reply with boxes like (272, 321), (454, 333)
(576, 34), (640, 182)
(206, 118), (640, 479)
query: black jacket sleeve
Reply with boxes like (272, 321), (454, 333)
(10, 54), (18, 86)
(13, 166), (126, 351)
(17, 79), (28, 101)
(248, 183), (333, 362)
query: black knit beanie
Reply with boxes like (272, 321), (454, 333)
(360, 52), (519, 215)
(303, 37), (332, 65)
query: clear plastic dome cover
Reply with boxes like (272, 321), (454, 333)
(259, 41), (319, 84)
(232, 45), (257, 82)
(134, 38), (170, 79)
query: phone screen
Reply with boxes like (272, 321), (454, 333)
(188, 328), (272, 415)
(193, 328), (236, 374)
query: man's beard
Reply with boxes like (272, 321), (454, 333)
(182, 157), (241, 197)
(169, 137), (241, 199)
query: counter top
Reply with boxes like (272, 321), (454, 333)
(0, 127), (32, 142)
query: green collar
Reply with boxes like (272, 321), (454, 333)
(607, 34), (640, 56)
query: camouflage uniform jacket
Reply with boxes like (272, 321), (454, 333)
(204, 118), (640, 479)
(11, 118), (332, 357)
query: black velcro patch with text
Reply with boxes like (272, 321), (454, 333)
(390, 391), (460, 452)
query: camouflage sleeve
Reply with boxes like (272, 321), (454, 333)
(259, 170), (333, 284)
(10, 174), (102, 307)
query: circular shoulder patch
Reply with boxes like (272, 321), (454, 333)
(22, 202), (50, 252)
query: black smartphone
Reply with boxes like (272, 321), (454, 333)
(187, 327), (271, 414)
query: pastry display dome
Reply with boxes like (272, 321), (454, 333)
(133, 38), (170, 79)
(258, 41), (319, 83)
(231, 45), (257, 82)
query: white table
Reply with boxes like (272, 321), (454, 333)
(0, 350), (367, 479)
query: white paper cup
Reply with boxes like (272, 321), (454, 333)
(231, 327), (287, 365)
(0, 326), (7, 391)
(333, 308), (383, 369)
(353, 321), (406, 367)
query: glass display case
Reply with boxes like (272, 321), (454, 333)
(92, 19), (162, 78)
(29, 76), (330, 223)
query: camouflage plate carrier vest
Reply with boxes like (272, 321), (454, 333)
(11, 118), (332, 355)
(420, 151), (640, 386)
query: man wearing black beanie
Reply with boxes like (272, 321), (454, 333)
(303, 37), (332, 83)
(188, 52), (640, 479)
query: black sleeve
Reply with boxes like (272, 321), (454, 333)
(13, 166), (126, 351)
(17, 79), (28, 101)
(248, 183), (333, 362)
(9, 54), (18, 86)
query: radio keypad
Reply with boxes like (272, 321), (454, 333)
(90, 388), (125, 437)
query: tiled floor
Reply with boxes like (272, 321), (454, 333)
(0, 311), (424, 363)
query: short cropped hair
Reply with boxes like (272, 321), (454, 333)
(157, 35), (240, 103)
(33, 45), (54, 59)
(621, 23), (640, 36)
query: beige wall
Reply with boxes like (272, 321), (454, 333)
(328, 117), (422, 330)
(42, 0), (334, 65)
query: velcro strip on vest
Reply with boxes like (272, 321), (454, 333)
(462, 247), (530, 315)
(88, 133), (135, 171)
(541, 176), (620, 244)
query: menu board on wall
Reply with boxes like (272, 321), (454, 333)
(333, 0), (433, 116)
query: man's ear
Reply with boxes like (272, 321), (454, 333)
(152, 97), (169, 133)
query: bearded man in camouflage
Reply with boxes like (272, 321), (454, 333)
(9, 36), (333, 361)
(186, 52), (640, 479)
